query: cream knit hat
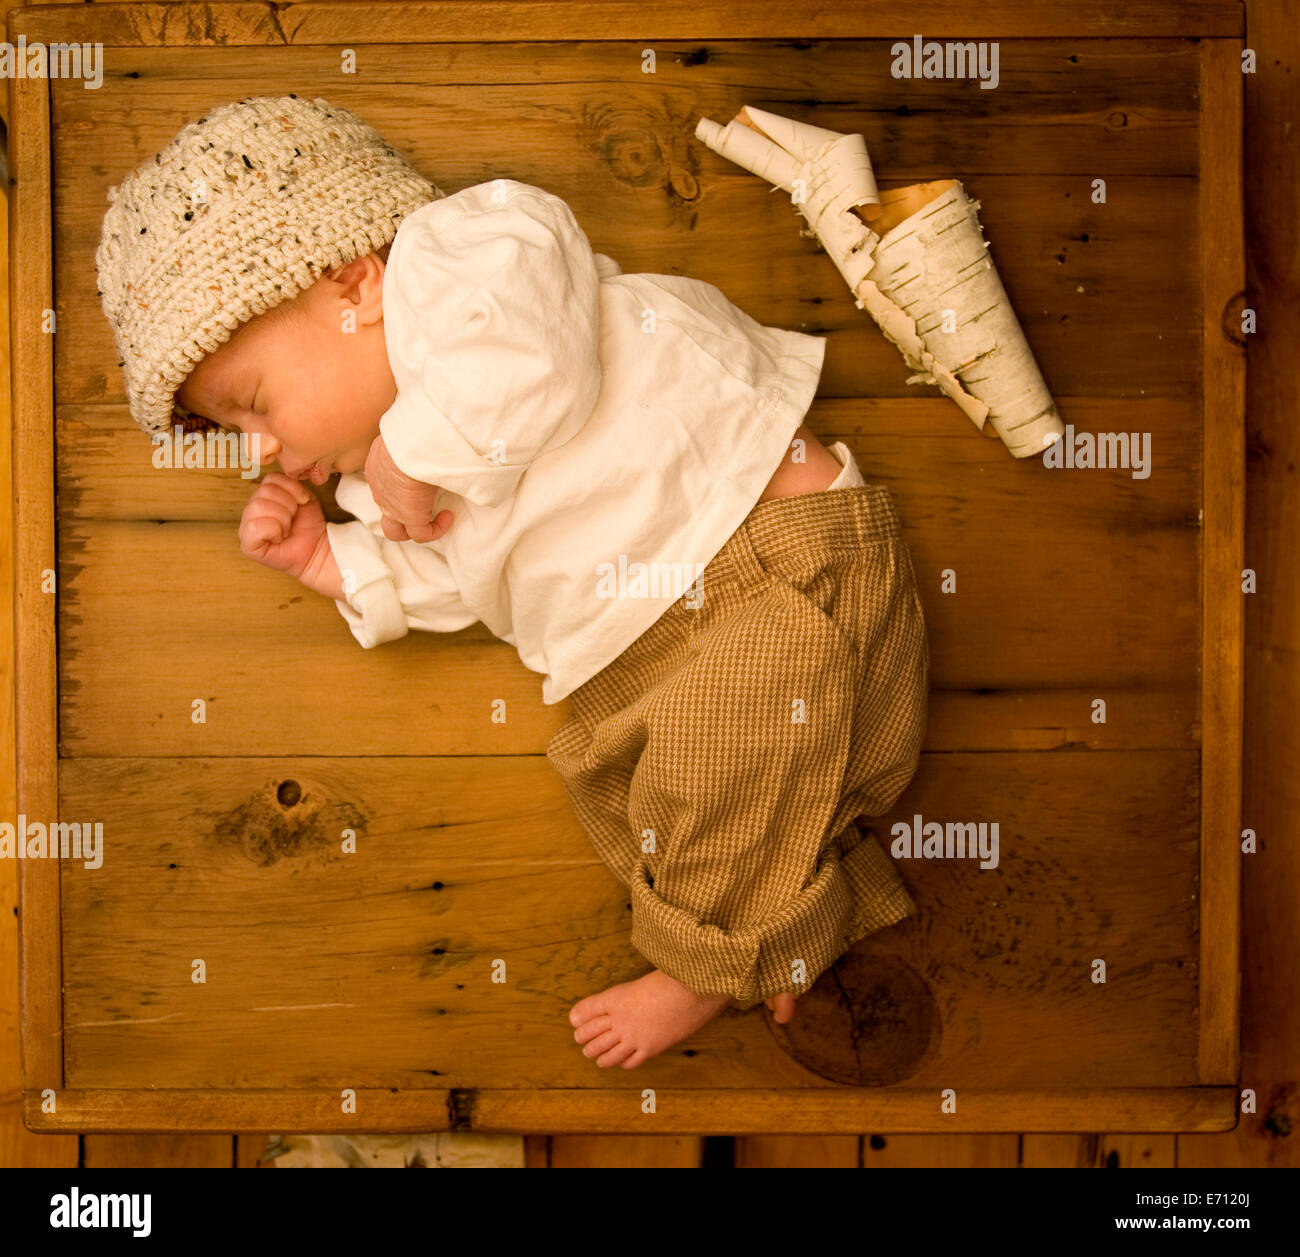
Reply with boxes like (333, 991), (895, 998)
(96, 94), (444, 436)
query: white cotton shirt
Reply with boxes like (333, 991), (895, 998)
(324, 178), (850, 705)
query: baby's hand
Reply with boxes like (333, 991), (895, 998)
(239, 473), (330, 581)
(365, 434), (453, 543)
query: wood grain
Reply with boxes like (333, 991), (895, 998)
(56, 65), (1202, 401)
(82, 1133), (233, 1167)
(25, 1086), (1238, 1134)
(7, 1), (1248, 47)
(734, 1134), (858, 1166)
(9, 10), (1249, 1145)
(10, 66), (64, 1105)
(1179, 0), (1300, 1171)
(1193, 35), (1245, 1090)
(51, 752), (1200, 1094)
(0, 111), (79, 1174)
(864, 1133), (1019, 1167)
(53, 510), (1200, 755)
(550, 1135), (703, 1166)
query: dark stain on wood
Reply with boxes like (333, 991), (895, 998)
(764, 951), (940, 1086)
(447, 1088), (476, 1132)
(1262, 1082), (1297, 1139)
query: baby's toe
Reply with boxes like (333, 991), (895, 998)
(569, 994), (606, 1027)
(596, 1039), (638, 1069)
(572, 1014), (614, 1045)
(582, 1028), (623, 1060)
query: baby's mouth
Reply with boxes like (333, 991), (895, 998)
(291, 461), (330, 484)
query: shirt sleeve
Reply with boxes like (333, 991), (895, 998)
(379, 179), (604, 508)
(324, 475), (479, 648)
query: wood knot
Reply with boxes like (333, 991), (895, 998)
(764, 951), (940, 1086)
(583, 103), (700, 202)
(1220, 290), (1250, 347)
(204, 778), (365, 867)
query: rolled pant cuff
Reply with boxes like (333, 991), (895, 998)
(627, 831), (917, 1011)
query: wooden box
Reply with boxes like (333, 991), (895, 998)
(11, 1), (1244, 1133)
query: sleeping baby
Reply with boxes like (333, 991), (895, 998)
(97, 95), (929, 1070)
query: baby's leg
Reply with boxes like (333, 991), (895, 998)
(569, 598), (861, 1066)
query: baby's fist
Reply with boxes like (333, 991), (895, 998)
(239, 473), (328, 580)
(365, 435), (453, 543)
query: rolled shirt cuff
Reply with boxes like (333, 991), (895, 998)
(325, 520), (410, 648)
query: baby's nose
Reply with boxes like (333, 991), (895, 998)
(245, 434), (279, 468)
(247, 433), (280, 462)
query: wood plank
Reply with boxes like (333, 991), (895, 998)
(1097, 1134), (1176, 1168)
(55, 501), (1200, 756)
(734, 1135), (858, 1166)
(55, 391), (1203, 759)
(1195, 38), (1244, 1087)
(549, 1136), (703, 1166)
(1181, 6), (1300, 1172)
(60, 151), (1201, 400)
(862, 1134), (1018, 1166)
(57, 752), (1198, 1092)
(55, 397), (1197, 522)
(48, 41), (1203, 178)
(0, 148), (78, 1174)
(7, 2), (286, 44)
(235, 1133), (272, 1166)
(1021, 1134), (1093, 1166)
(1024, 1132), (1177, 1168)
(10, 69), (63, 1100)
(82, 1134), (233, 1167)
(9, 1), (1247, 44)
(24, 1086), (1240, 1134)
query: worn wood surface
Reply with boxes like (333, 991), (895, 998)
(53, 54), (1204, 402)
(54, 412), (1201, 755)
(55, 752), (1199, 1092)
(0, 119), (80, 1176)
(3, 0), (1272, 1160)
(3, 0), (1248, 57)
(1178, 0), (1300, 1173)
(1194, 36), (1245, 1089)
(9, 65), (63, 1107)
(25, 1085), (1237, 1134)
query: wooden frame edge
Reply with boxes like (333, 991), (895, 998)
(7, 0), (1247, 45)
(22, 1086), (1239, 1134)
(10, 74), (62, 1098)
(11, 2), (1246, 1129)
(1195, 38), (1245, 1085)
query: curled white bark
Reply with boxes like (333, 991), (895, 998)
(695, 106), (1064, 459)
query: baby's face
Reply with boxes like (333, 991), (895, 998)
(174, 252), (394, 484)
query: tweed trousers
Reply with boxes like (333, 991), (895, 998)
(546, 479), (929, 1009)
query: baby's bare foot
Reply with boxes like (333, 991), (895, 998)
(569, 969), (731, 1069)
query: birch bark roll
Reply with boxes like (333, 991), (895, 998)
(694, 109), (1064, 459)
(867, 181), (1064, 458)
